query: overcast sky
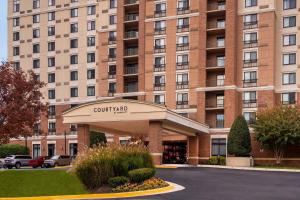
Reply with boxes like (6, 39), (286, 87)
(0, 1), (7, 61)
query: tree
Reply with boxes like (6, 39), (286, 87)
(0, 62), (46, 144)
(90, 131), (107, 147)
(227, 115), (252, 157)
(252, 106), (300, 165)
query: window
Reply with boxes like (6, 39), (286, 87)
(245, 0), (257, 7)
(154, 75), (165, 86)
(109, 82), (116, 93)
(48, 122), (56, 134)
(70, 38), (78, 48)
(70, 55), (78, 65)
(211, 138), (226, 156)
(13, 61), (20, 70)
(110, 0), (117, 8)
(177, 0), (189, 9)
(87, 20), (96, 31)
(109, 48), (116, 58)
(108, 65), (116, 77)
(282, 73), (296, 85)
(71, 0), (78, 2)
(244, 14), (257, 25)
(243, 91), (257, 107)
(177, 35), (189, 45)
(155, 38), (165, 48)
(282, 92), (296, 105)
(13, 0), (20, 12)
(87, 69), (95, 79)
(70, 71), (78, 81)
(283, 0), (296, 10)
(244, 51), (257, 62)
(32, 144), (40, 158)
(48, 42), (55, 51)
(33, 59), (40, 68)
(244, 32), (257, 43)
(176, 73), (188, 84)
(216, 114), (225, 128)
(176, 93), (188, 104)
(48, 26), (55, 36)
(70, 88), (78, 97)
(48, 12), (55, 21)
(244, 112), (256, 124)
(70, 23), (78, 33)
(48, 105), (56, 117)
(13, 18), (20, 27)
(87, 5), (96, 15)
(13, 47), (19, 56)
(217, 36), (225, 47)
(33, 29), (40, 38)
(71, 8), (78, 18)
(47, 144), (55, 157)
(69, 143), (78, 156)
(48, 89), (55, 99)
(177, 54), (189, 64)
(108, 31), (117, 41)
(216, 19), (225, 28)
(48, 73), (55, 83)
(283, 16), (296, 28)
(33, 0), (40, 9)
(154, 94), (165, 104)
(217, 55), (225, 67)
(154, 20), (166, 31)
(87, 52), (95, 63)
(283, 34), (296, 46)
(109, 15), (117, 25)
(217, 75), (225, 86)
(13, 32), (20, 41)
(87, 86), (95, 96)
(155, 3), (166, 13)
(283, 53), (296, 65)
(33, 43), (40, 53)
(48, 57), (55, 67)
(48, 0), (55, 6)
(244, 71), (257, 81)
(33, 14), (40, 23)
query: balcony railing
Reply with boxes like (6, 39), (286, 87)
(48, 112), (56, 119)
(108, 54), (116, 61)
(282, 100), (296, 105)
(154, 83), (166, 91)
(176, 81), (189, 90)
(206, 79), (225, 87)
(177, 24), (189, 33)
(206, 100), (224, 109)
(125, 14), (139, 22)
(244, 40), (258, 48)
(243, 79), (257, 88)
(154, 10), (166, 18)
(124, 84), (138, 93)
(154, 64), (166, 72)
(48, 128), (56, 135)
(124, 66), (138, 75)
(176, 62), (189, 70)
(124, 31), (138, 39)
(108, 72), (116, 79)
(124, 48), (138, 56)
(207, 120), (224, 128)
(154, 27), (166, 35)
(108, 37), (116, 44)
(177, 7), (190, 15)
(154, 45), (166, 53)
(243, 59), (258, 68)
(176, 43), (189, 51)
(176, 101), (189, 109)
(244, 21), (258, 30)
(243, 100), (257, 108)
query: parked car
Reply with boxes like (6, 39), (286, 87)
(44, 155), (72, 168)
(28, 156), (50, 168)
(0, 159), (4, 169)
(3, 155), (32, 169)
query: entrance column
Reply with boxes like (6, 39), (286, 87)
(188, 135), (199, 165)
(77, 124), (90, 153)
(148, 121), (163, 165)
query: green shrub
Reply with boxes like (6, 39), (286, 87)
(228, 115), (252, 157)
(72, 144), (154, 189)
(0, 144), (29, 158)
(108, 176), (129, 188)
(89, 131), (107, 147)
(208, 156), (226, 165)
(128, 168), (155, 183)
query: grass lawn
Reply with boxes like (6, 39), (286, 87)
(254, 166), (300, 170)
(0, 170), (88, 197)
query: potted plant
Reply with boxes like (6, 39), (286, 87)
(226, 115), (252, 167)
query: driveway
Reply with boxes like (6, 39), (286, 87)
(108, 167), (300, 200)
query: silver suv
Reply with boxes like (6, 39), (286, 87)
(4, 155), (32, 169)
(44, 155), (72, 168)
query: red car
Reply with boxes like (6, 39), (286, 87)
(28, 156), (50, 168)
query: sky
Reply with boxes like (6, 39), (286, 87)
(0, 1), (7, 61)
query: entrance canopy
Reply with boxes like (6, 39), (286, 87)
(62, 100), (209, 136)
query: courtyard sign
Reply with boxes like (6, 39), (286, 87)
(93, 105), (128, 114)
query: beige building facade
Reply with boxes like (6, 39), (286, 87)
(7, 0), (300, 165)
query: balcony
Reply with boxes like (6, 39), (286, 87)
(124, 65), (138, 75)
(124, 83), (138, 93)
(177, 7), (190, 15)
(176, 62), (189, 70)
(154, 10), (166, 18)
(176, 101), (189, 109)
(244, 21), (258, 30)
(207, 23), (226, 35)
(124, 31), (138, 39)
(207, 2), (226, 17)
(108, 54), (116, 62)
(176, 81), (189, 90)
(154, 83), (166, 91)
(206, 100), (224, 110)
(124, 48), (138, 57)
(207, 42), (225, 53)
(154, 27), (166, 35)
(176, 43), (189, 51)
(177, 24), (189, 33)
(207, 119), (224, 128)
(206, 78), (225, 87)
(243, 79), (257, 88)
(125, 14), (139, 22)
(243, 59), (258, 68)
(108, 36), (116, 45)
(154, 64), (166, 72)
(243, 99), (257, 108)
(124, 0), (139, 5)
(154, 45), (166, 53)
(244, 40), (258, 48)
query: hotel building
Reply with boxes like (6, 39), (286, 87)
(7, 0), (300, 165)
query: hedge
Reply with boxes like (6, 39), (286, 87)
(0, 144), (29, 158)
(128, 168), (155, 183)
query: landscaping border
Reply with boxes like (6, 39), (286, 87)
(0, 181), (184, 200)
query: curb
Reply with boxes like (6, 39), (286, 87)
(0, 181), (184, 200)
